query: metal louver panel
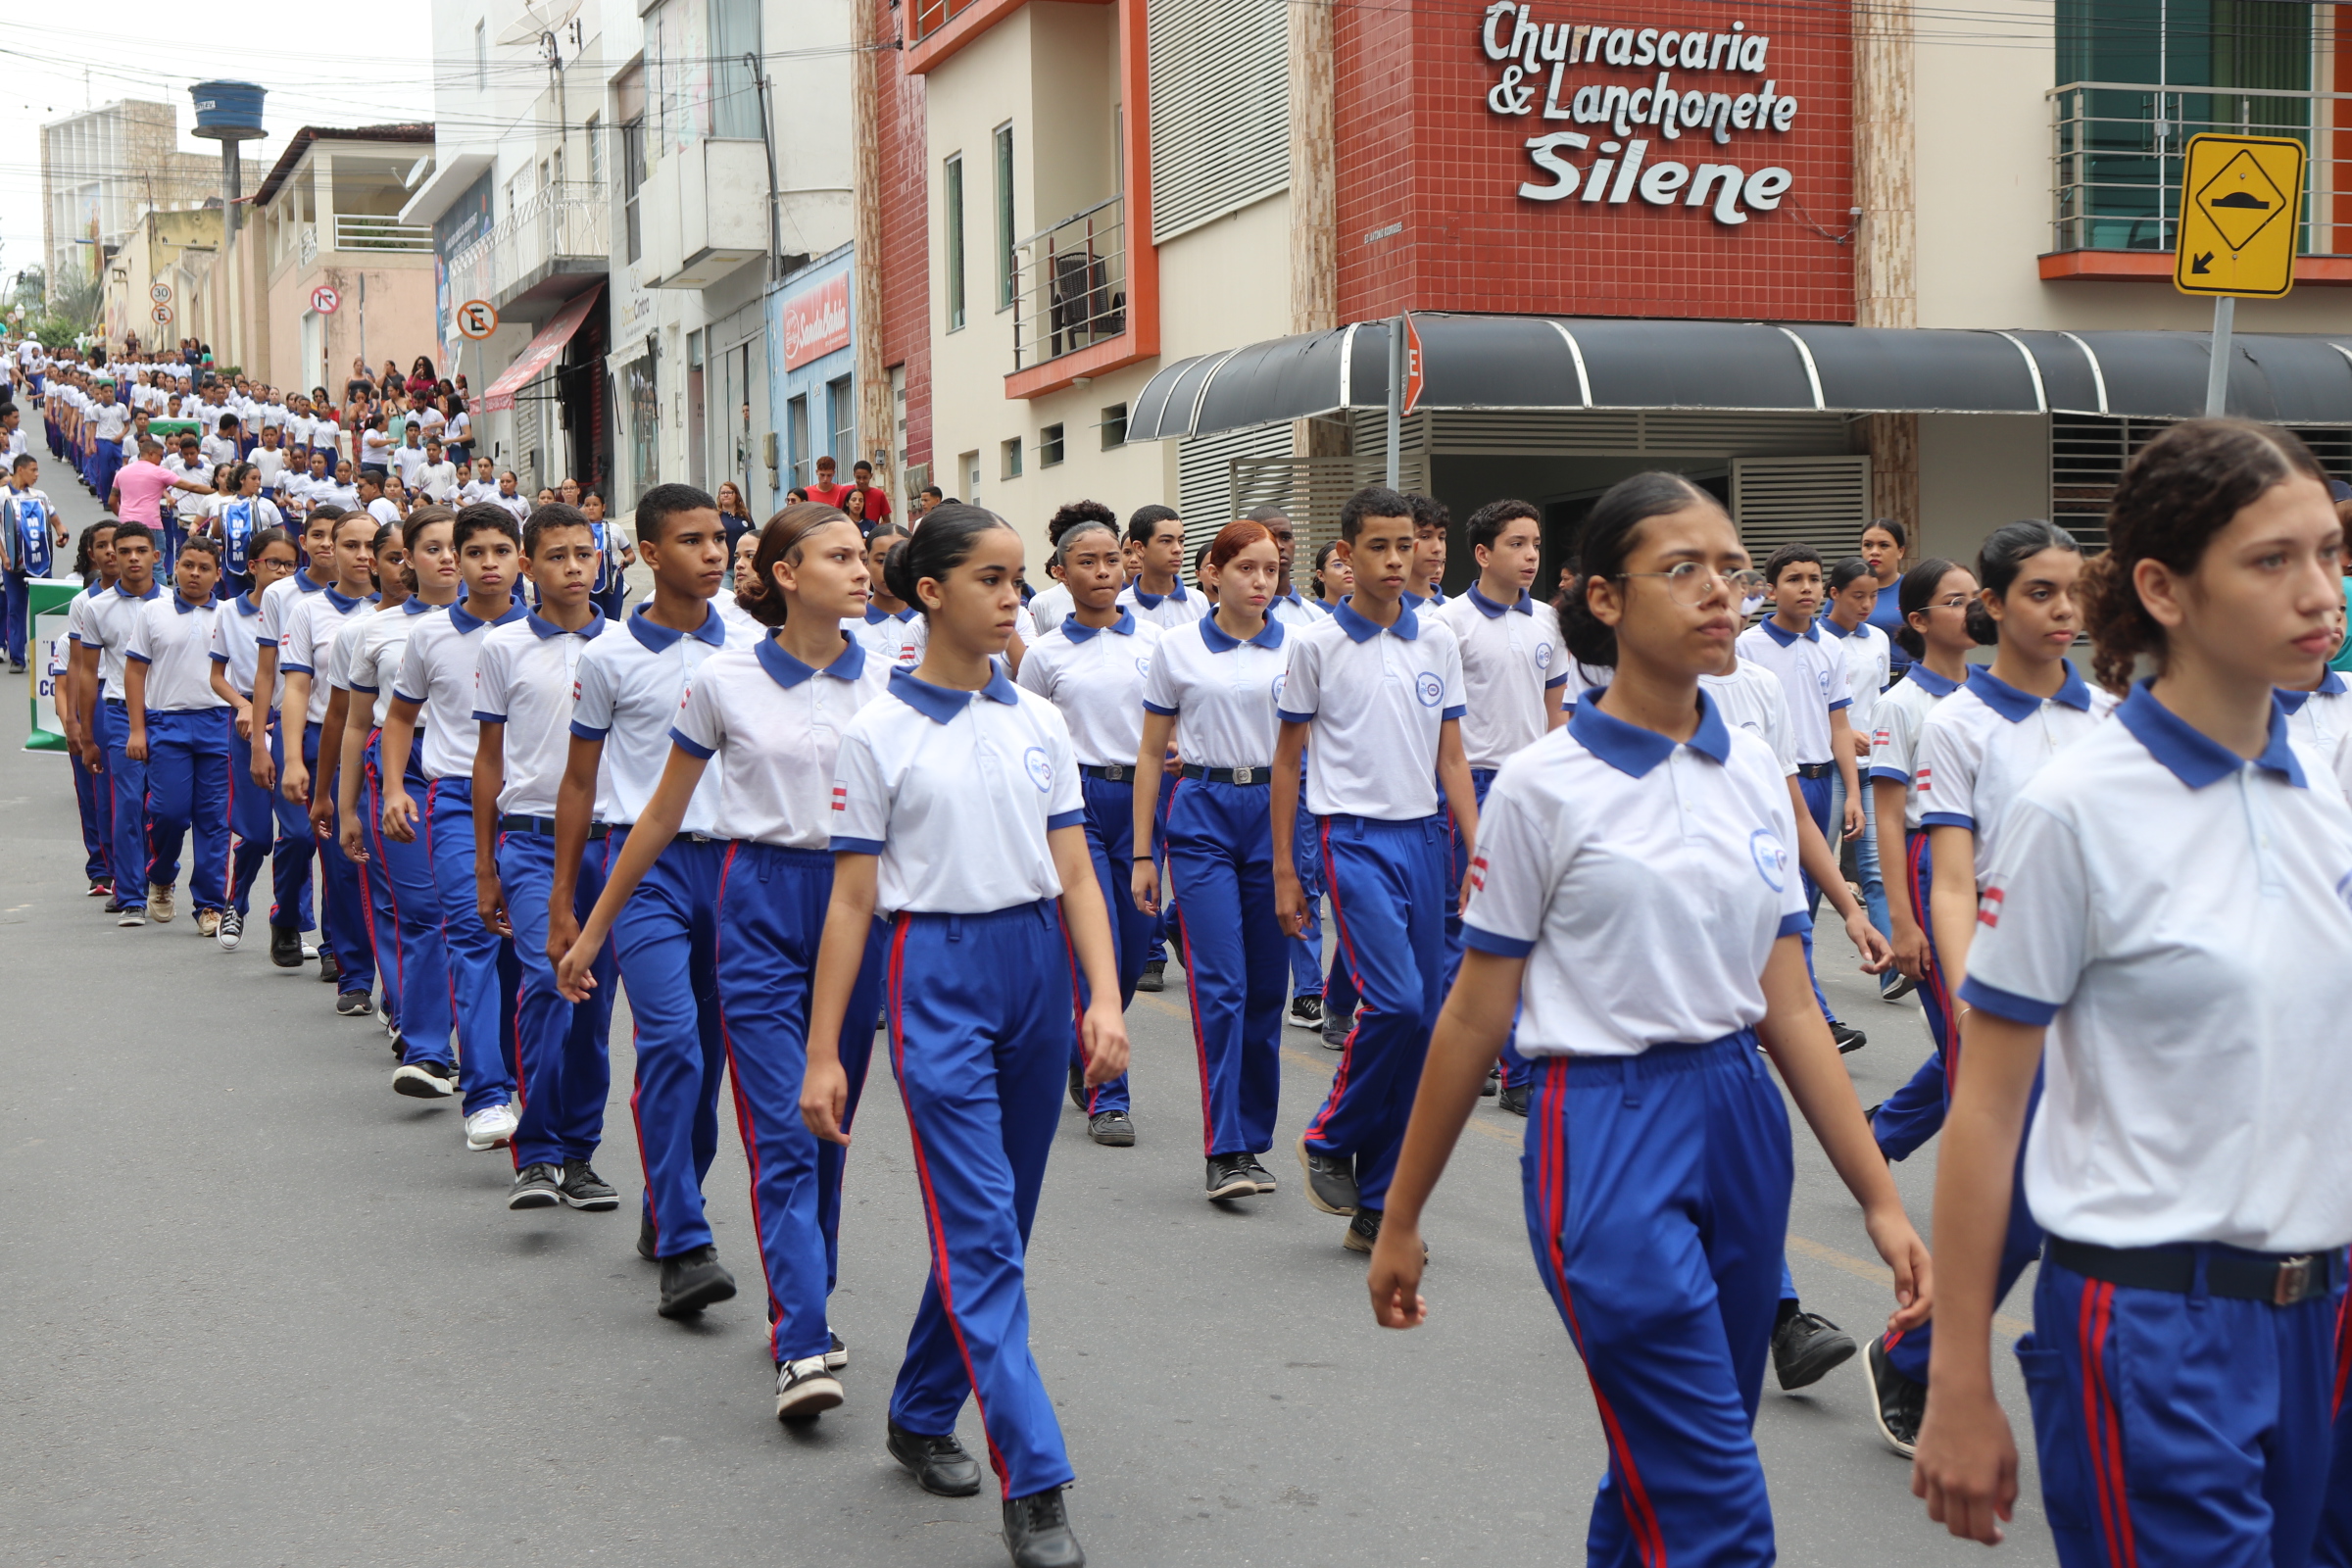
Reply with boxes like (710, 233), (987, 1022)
(1730, 456), (1873, 564)
(1177, 421), (1298, 556)
(1149, 0), (1291, 244)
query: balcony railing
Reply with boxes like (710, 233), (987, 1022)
(297, 221), (318, 270)
(909, 0), (976, 42)
(2049, 79), (2350, 255)
(1010, 194), (1128, 373)
(333, 213), (433, 254)
(442, 180), (610, 310)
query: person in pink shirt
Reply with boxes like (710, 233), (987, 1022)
(111, 436), (213, 571)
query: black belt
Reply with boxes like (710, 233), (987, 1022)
(103, 697), (126, 708)
(672, 830), (721, 847)
(1180, 763), (1272, 785)
(1794, 761), (1833, 779)
(2045, 1237), (2338, 1307)
(498, 813), (609, 841)
(1080, 762), (1138, 782)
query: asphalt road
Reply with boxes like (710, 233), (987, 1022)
(3, 476), (2054, 1566)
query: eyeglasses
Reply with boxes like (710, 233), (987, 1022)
(1618, 562), (1767, 605)
(1925, 594), (1972, 612)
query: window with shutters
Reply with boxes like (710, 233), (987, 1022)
(1148, 0), (1292, 243)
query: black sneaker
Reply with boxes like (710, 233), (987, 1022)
(1320, 1011), (1350, 1052)
(774, 1355), (844, 1422)
(1136, 958), (1165, 994)
(391, 1035), (407, 1061)
(391, 1057), (457, 1098)
(1066, 1061), (1087, 1112)
(1295, 1134), (1357, 1216)
(1287, 995), (1325, 1031)
(1087, 1110), (1135, 1147)
(1342, 1206), (1384, 1254)
(1481, 1065), (1499, 1098)
(335, 989), (372, 1016)
(560, 1159), (620, 1211)
(1205, 1153), (1256, 1201)
(1003, 1487), (1085, 1568)
(1772, 1308), (1858, 1391)
(657, 1245), (737, 1319)
(269, 924), (303, 968)
(887, 1421), (982, 1497)
(1240, 1153), (1277, 1194)
(826, 1330), (849, 1372)
(318, 947), (340, 984)
(1881, 974), (1917, 1004)
(508, 1162), (564, 1210)
(1497, 1082), (1530, 1116)
(1829, 1021), (1868, 1054)
(102, 896), (125, 914)
(1863, 1335), (1926, 1456)
(636, 1212), (659, 1261)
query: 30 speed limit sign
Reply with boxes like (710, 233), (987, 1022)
(149, 282), (172, 305)
(456, 300), (499, 340)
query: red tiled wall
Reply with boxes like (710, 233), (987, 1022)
(1336, 0), (1854, 323)
(877, 0), (933, 476)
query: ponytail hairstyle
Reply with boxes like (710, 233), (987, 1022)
(1964, 519), (2081, 648)
(1892, 557), (1959, 661)
(1827, 555), (1874, 596)
(2082, 417), (2328, 694)
(1205, 518), (1272, 574)
(1559, 470), (1718, 668)
(738, 502), (854, 627)
(883, 503), (1011, 616)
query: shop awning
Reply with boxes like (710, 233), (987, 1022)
(479, 283), (604, 414)
(1124, 314), (2352, 441)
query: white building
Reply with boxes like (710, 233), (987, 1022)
(40, 100), (219, 300)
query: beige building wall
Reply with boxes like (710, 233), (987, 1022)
(1915, 414), (2052, 566)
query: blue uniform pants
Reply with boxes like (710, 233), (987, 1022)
(1146, 769), (1175, 967)
(425, 777), (516, 1112)
(1288, 791), (1325, 1002)
(2022, 1253), (2342, 1568)
(496, 828), (615, 1169)
(2315, 1290), (2352, 1568)
(307, 721), (373, 997)
(263, 722), (318, 932)
(1072, 773), (1151, 1115)
(1524, 1036), (1791, 1568)
(104, 701), (151, 909)
(74, 713), (112, 883)
(366, 757), (448, 1059)
(1302, 813), (1447, 1210)
(3, 570), (29, 665)
(1826, 765), (1891, 985)
(612, 830), (726, 1258)
(357, 738), (399, 1031)
(714, 842), (883, 1365)
(143, 709), (230, 911)
(1873, 830), (1956, 1162)
(1444, 767), (1529, 1087)
(885, 901), (1077, 1500)
(1168, 776), (1286, 1157)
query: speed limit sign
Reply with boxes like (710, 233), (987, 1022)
(311, 284), (342, 316)
(456, 300), (499, 340)
(149, 282), (172, 305)
(152, 304), (174, 324)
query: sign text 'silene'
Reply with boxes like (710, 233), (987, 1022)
(1482, 1), (1796, 226)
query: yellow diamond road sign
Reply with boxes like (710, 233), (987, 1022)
(2175, 132), (2306, 298)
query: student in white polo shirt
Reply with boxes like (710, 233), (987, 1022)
(71, 522), (165, 923)
(1912, 419), (2352, 1565)
(800, 506), (1126, 1565)
(470, 503), (620, 1217)
(207, 528), (301, 951)
(1272, 485), (1480, 1254)
(122, 534), (231, 933)
(1819, 555), (1894, 991)
(1365, 471), (1929, 1568)
(1114, 505), (1208, 630)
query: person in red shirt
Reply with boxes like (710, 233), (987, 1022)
(850, 460), (893, 526)
(803, 456), (851, 509)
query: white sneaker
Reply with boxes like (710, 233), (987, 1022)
(147, 883), (175, 923)
(464, 1101), (519, 1152)
(216, 908), (244, 952)
(774, 1356), (844, 1422)
(301, 941), (319, 960)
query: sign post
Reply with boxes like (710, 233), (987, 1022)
(2173, 132), (2306, 417)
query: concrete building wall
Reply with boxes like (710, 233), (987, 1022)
(1915, 414), (2052, 568)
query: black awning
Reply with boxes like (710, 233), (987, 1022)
(1123, 313), (2352, 440)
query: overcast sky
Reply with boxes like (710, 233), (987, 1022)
(0, 9), (437, 290)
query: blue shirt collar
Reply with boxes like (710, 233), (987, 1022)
(1756, 615), (1818, 647)
(887, 663), (1020, 723)
(447, 599), (527, 635)
(1902, 662), (1963, 699)
(1568, 689), (1733, 778)
(863, 604), (918, 625)
(624, 602), (727, 653)
(1332, 598), (1420, 644)
(2116, 680), (2306, 790)
(1818, 614), (1868, 640)
(294, 571), (327, 594)
(172, 591), (208, 613)
(2276, 670), (2347, 714)
(234, 592), (263, 617)
(756, 630), (867, 690)
(528, 607), (605, 641)
(1966, 662), (2092, 723)
(1061, 609), (1137, 643)
(402, 596), (443, 617)
(1128, 580), (1192, 610)
(322, 584), (366, 614)
(1199, 612), (1286, 653)
(116, 582), (161, 602)
(1466, 582), (1532, 618)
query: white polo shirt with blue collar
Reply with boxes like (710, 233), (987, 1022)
(1267, 589), (1328, 630)
(207, 591), (270, 702)
(1142, 611), (1287, 771)
(1818, 614), (1890, 736)
(1116, 577), (1211, 632)
(1866, 662), (1964, 831)
(79, 581), (165, 698)
(280, 583), (373, 726)
(569, 602), (751, 831)
(1432, 582), (1567, 771)
(1915, 662), (2117, 878)
(1277, 598), (1466, 821)
(474, 609), (609, 816)
(1016, 609), (1163, 770)
(394, 599), (529, 781)
(123, 591), (226, 710)
(2278, 670), (2349, 786)
(672, 630), (893, 849)
(1734, 615), (1851, 766)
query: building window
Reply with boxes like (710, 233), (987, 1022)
(1101, 403), (1128, 451)
(1001, 436), (1023, 480)
(1039, 422), (1064, 466)
(787, 395), (810, 487)
(475, 21), (488, 90)
(620, 117), (647, 264)
(827, 375), (856, 470)
(961, 450), (982, 502)
(994, 123), (1014, 312)
(585, 115), (604, 189)
(709, 0), (763, 141)
(944, 154), (966, 331)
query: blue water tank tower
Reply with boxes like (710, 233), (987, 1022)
(188, 81), (267, 245)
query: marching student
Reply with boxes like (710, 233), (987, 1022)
(71, 521), (164, 925)
(207, 529), (303, 954)
(339, 508), (461, 1055)
(1405, 494), (1449, 605)
(122, 534), (230, 935)
(1736, 545), (1869, 1052)
(211, 463), (286, 604)
(855, 523), (918, 663)
(1129, 518), (1292, 1196)
(1912, 419), (2352, 1564)
(278, 511), (383, 1021)
(471, 503), (620, 1215)
(250, 506), (342, 970)
(310, 520), (412, 1019)
(585, 491), (632, 621)
(1016, 514), (1160, 1148)
(1820, 556), (1896, 994)
(3, 451), (62, 671)
(566, 502), (890, 1419)
(1273, 485), (1480, 1253)
(800, 505), (1127, 1568)
(1864, 558), (1979, 1165)
(1865, 519), (2112, 1456)
(61, 522), (121, 898)
(1115, 504), (1207, 630)
(1431, 499), (1569, 1109)
(1363, 471), (1930, 1568)
(551, 483), (751, 1318)
(1298, 541), (1356, 1043)
(1023, 501), (1114, 629)
(378, 505), (527, 1149)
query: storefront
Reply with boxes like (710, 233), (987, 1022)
(767, 245), (858, 502)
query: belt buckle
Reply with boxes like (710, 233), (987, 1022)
(2274, 1254), (2313, 1305)
(1233, 765), (1253, 784)
(1106, 764), (1125, 780)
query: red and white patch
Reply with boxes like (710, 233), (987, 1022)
(830, 785), (848, 813)
(1467, 855), (1489, 894)
(1915, 765), (1933, 794)
(1976, 886), (2004, 928)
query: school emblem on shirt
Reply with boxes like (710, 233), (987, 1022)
(1816, 666), (1833, 696)
(1272, 671), (1288, 704)
(1977, 887), (2004, 928)
(1135, 656), (1152, 678)
(2334, 868), (2352, 913)
(1749, 829), (1787, 892)
(1415, 670), (1445, 708)
(1534, 641), (1554, 670)
(1023, 746), (1054, 792)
